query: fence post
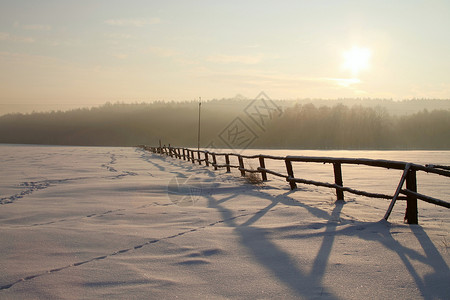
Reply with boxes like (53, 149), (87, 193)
(205, 152), (209, 167)
(225, 154), (231, 173)
(238, 155), (245, 177)
(177, 148), (181, 159)
(197, 151), (202, 165)
(404, 169), (418, 224)
(333, 163), (344, 201)
(191, 151), (195, 164)
(285, 159), (297, 190)
(259, 156), (267, 181)
(212, 153), (218, 170)
(182, 148), (186, 160)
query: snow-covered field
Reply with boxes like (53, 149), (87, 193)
(0, 145), (449, 299)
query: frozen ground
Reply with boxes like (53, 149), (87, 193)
(0, 145), (449, 299)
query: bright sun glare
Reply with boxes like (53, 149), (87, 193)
(342, 46), (371, 76)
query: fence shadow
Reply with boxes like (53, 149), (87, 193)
(204, 191), (339, 299)
(140, 146), (449, 298)
(205, 184), (449, 299)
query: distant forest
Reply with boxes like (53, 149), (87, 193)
(0, 99), (449, 149)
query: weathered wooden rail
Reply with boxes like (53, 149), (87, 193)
(139, 145), (450, 224)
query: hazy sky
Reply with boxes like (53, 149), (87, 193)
(1, 0), (449, 115)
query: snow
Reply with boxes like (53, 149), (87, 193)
(0, 145), (449, 299)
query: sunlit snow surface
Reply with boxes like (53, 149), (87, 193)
(0, 145), (449, 299)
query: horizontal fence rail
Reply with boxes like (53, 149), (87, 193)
(138, 145), (450, 224)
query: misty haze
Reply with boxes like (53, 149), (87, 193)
(1, 98), (450, 150)
(1, 1), (449, 299)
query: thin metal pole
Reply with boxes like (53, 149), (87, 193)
(197, 97), (201, 151)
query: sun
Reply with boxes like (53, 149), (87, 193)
(342, 46), (371, 76)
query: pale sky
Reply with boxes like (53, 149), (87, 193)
(1, 0), (449, 115)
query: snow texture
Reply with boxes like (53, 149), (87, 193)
(0, 145), (449, 299)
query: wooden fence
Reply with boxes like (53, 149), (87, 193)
(139, 145), (450, 224)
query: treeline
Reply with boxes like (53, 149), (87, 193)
(283, 98), (450, 116)
(0, 101), (449, 149)
(257, 104), (450, 149)
(0, 101), (239, 147)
